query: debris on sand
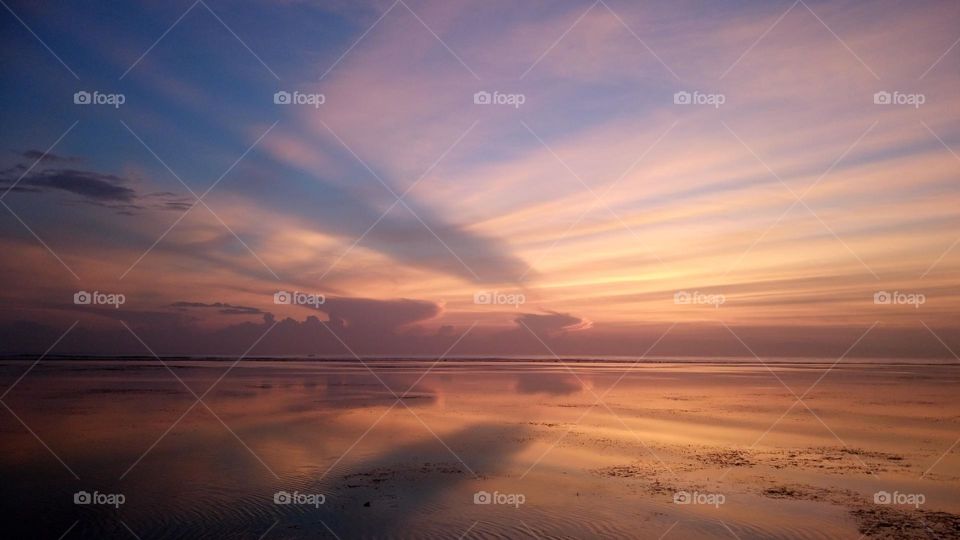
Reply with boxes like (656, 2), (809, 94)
(852, 506), (960, 539)
(698, 449), (754, 467)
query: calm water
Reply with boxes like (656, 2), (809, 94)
(1, 360), (958, 539)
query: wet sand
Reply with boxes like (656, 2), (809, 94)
(1, 360), (958, 539)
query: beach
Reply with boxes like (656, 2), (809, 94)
(1, 359), (958, 539)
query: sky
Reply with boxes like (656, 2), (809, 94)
(0, 0), (958, 358)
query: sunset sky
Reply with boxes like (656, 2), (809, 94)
(1, 0), (958, 358)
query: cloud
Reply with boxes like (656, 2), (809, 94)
(317, 296), (442, 333)
(0, 152), (193, 214)
(171, 301), (265, 315)
(19, 169), (138, 202)
(515, 311), (593, 337)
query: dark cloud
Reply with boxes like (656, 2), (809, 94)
(515, 311), (592, 337)
(2, 310), (959, 360)
(318, 296), (440, 333)
(171, 301), (264, 315)
(23, 169), (138, 202)
(0, 153), (193, 215)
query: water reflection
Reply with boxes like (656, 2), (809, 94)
(1, 360), (958, 538)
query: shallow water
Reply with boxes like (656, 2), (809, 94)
(1, 360), (958, 539)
